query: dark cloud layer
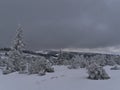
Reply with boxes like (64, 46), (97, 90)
(0, 0), (120, 50)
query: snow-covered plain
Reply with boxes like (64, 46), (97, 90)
(0, 66), (119, 90)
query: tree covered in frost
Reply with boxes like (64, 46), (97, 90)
(87, 61), (110, 80)
(113, 55), (120, 65)
(13, 25), (24, 51)
(105, 56), (116, 66)
(2, 25), (54, 75)
(0, 56), (7, 67)
(57, 49), (65, 65)
(68, 55), (87, 69)
(49, 56), (58, 65)
(79, 55), (87, 68)
(3, 25), (26, 74)
(109, 56), (120, 70)
(27, 56), (54, 75)
(91, 55), (106, 66)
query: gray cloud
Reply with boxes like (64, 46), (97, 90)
(0, 0), (120, 50)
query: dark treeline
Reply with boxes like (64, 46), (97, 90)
(0, 48), (57, 58)
(0, 47), (120, 61)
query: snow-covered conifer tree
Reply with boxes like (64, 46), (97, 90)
(87, 61), (110, 80)
(79, 55), (87, 68)
(57, 49), (64, 65)
(3, 25), (26, 74)
(13, 25), (24, 51)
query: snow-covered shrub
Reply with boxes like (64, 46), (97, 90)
(49, 56), (60, 65)
(62, 59), (71, 65)
(92, 55), (106, 66)
(49, 56), (71, 66)
(45, 58), (54, 72)
(68, 56), (80, 69)
(9, 49), (26, 71)
(38, 69), (46, 76)
(87, 61), (110, 80)
(113, 56), (120, 65)
(105, 56), (116, 66)
(56, 50), (74, 65)
(2, 50), (27, 74)
(2, 55), (15, 74)
(27, 56), (54, 75)
(68, 55), (81, 69)
(0, 57), (7, 67)
(79, 55), (87, 68)
(3, 69), (13, 75)
(68, 55), (87, 69)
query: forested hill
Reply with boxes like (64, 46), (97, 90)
(0, 48), (120, 60)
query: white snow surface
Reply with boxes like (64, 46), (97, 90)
(0, 66), (119, 90)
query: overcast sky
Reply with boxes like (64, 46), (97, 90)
(0, 0), (120, 50)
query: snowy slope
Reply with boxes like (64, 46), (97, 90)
(0, 66), (119, 90)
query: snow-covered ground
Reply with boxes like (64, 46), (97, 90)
(0, 66), (119, 90)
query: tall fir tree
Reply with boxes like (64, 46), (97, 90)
(13, 25), (24, 51)
(3, 25), (26, 74)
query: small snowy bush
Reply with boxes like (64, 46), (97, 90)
(87, 61), (110, 80)
(27, 56), (54, 75)
(68, 55), (87, 69)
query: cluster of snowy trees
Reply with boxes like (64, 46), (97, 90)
(50, 50), (120, 67)
(45, 49), (120, 80)
(0, 25), (120, 80)
(65, 55), (111, 80)
(54, 52), (120, 80)
(54, 53), (118, 67)
(1, 25), (54, 75)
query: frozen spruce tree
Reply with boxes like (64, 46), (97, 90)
(13, 25), (24, 51)
(87, 61), (110, 80)
(3, 25), (26, 74)
(57, 49), (64, 65)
